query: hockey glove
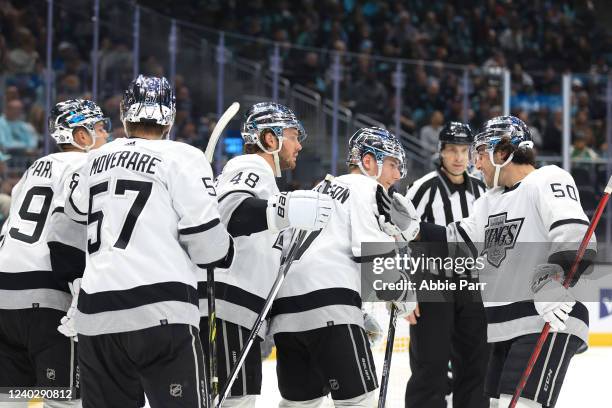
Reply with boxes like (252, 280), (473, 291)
(363, 312), (384, 346)
(58, 278), (81, 340)
(532, 264), (575, 331)
(387, 300), (417, 319)
(375, 185), (420, 241)
(266, 190), (333, 232)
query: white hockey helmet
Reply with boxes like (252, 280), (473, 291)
(120, 75), (175, 135)
(472, 115), (534, 188)
(241, 102), (306, 176)
(48, 99), (110, 150)
(347, 127), (407, 179)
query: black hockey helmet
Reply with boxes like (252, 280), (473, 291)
(438, 122), (473, 148)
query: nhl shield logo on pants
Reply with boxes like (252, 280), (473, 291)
(169, 384), (183, 397)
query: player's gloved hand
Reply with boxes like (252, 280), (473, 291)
(387, 300), (417, 319)
(532, 264), (575, 331)
(363, 312), (383, 346)
(58, 278), (81, 340)
(267, 190), (333, 232)
(375, 185), (420, 241)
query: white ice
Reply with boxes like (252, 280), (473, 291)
(255, 346), (612, 407)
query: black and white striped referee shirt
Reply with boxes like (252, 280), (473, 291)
(406, 168), (486, 276)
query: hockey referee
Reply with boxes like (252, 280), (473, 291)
(404, 122), (489, 408)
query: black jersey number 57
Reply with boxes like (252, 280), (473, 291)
(88, 179), (152, 253)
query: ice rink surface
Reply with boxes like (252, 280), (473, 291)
(26, 347), (611, 407)
(255, 346), (612, 407)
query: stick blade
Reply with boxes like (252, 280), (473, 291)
(605, 175), (612, 194)
(204, 102), (241, 163)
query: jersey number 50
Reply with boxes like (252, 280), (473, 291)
(88, 179), (152, 254)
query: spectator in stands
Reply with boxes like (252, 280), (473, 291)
(7, 28), (38, 75)
(420, 110), (444, 156)
(56, 74), (82, 101)
(0, 99), (38, 151)
(346, 56), (388, 121)
(571, 132), (599, 161)
(289, 51), (325, 92)
(384, 95), (416, 135)
(26, 104), (45, 136)
(100, 37), (132, 95)
(573, 109), (595, 147)
(416, 78), (446, 127)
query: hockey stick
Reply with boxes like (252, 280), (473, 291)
(216, 175), (335, 408)
(204, 102), (240, 163)
(206, 267), (218, 407)
(205, 102), (240, 407)
(376, 184), (418, 407)
(378, 302), (399, 408)
(378, 225), (411, 406)
(509, 175), (612, 408)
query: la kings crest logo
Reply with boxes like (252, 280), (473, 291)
(481, 212), (524, 267)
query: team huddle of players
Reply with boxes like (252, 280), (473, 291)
(0, 75), (595, 408)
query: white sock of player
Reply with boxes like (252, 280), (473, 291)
(491, 394), (542, 408)
(43, 399), (82, 408)
(278, 396), (325, 407)
(221, 395), (256, 407)
(333, 391), (375, 407)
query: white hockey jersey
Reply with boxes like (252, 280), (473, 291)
(446, 165), (595, 344)
(269, 174), (396, 335)
(209, 154), (281, 335)
(67, 138), (231, 335)
(0, 152), (86, 311)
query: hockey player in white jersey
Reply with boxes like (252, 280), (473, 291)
(384, 116), (595, 408)
(0, 99), (109, 408)
(203, 102), (332, 407)
(269, 127), (417, 407)
(63, 75), (233, 408)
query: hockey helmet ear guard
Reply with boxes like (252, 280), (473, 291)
(120, 75), (176, 138)
(347, 127), (407, 180)
(49, 99), (109, 151)
(241, 102), (306, 177)
(471, 115), (534, 188)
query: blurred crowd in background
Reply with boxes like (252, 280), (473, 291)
(0, 0), (611, 225)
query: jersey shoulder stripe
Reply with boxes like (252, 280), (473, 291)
(179, 218), (221, 235)
(550, 218), (589, 231)
(218, 189), (256, 203)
